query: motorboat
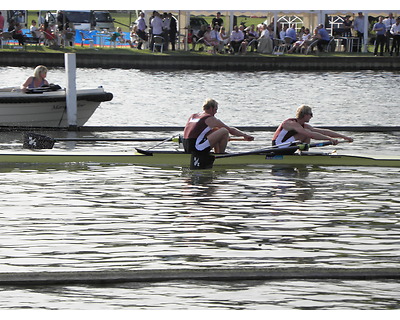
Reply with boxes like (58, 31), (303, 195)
(0, 85), (113, 127)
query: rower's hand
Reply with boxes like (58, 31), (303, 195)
(243, 134), (254, 141)
(330, 138), (339, 145)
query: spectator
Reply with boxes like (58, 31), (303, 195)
(257, 24), (273, 54)
(288, 27), (311, 53)
(316, 24), (330, 52)
(286, 24), (297, 43)
(150, 11), (163, 51)
(342, 15), (352, 37)
(390, 17), (400, 56)
(29, 20), (41, 38)
(383, 13), (395, 52)
(230, 25), (244, 54)
(212, 12), (223, 28)
(373, 16), (386, 56)
(0, 11), (5, 31)
(169, 13), (177, 51)
(353, 12), (365, 52)
(135, 12), (148, 50)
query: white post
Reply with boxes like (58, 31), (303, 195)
(65, 53), (77, 128)
(363, 12), (369, 53)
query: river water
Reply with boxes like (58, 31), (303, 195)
(0, 66), (399, 310)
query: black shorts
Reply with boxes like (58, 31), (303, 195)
(183, 138), (211, 154)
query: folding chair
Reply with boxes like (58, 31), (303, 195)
(152, 35), (165, 53)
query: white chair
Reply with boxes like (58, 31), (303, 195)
(152, 35), (165, 53)
(272, 38), (286, 54)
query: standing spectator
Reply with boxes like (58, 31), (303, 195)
(342, 15), (352, 37)
(383, 12), (395, 52)
(373, 16), (386, 56)
(150, 11), (163, 51)
(353, 12), (365, 52)
(212, 12), (223, 28)
(0, 11), (5, 31)
(168, 13), (177, 51)
(37, 12), (45, 25)
(390, 17), (400, 56)
(162, 12), (170, 51)
(135, 12), (148, 50)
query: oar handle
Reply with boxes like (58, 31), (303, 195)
(304, 139), (351, 150)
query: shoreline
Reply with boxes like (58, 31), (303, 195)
(0, 51), (400, 71)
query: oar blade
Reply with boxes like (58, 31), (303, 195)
(23, 133), (55, 149)
(190, 151), (215, 170)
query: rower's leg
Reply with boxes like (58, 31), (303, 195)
(294, 133), (310, 144)
(207, 127), (229, 153)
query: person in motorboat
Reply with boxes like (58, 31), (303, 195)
(272, 105), (353, 154)
(21, 65), (49, 92)
(183, 98), (254, 154)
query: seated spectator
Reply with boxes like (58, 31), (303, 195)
(219, 26), (230, 49)
(209, 24), (224, 53)
(279, 25), (288, 40)
(9, 20), (25, 45)
(29, 20), (41, 39)
(191, 25), (207, 51)
(62, 22), (75, 47)
(242, 24), (259, 52)
(316, 24), (331, 52)
(286, 24), (297, 44)
(288, 27), (311, 53)
(257, 24), (273, 54)
(230, 25), (244, 54)
(42, 21), (57, 46)
(110, 27), (135, 48)
(130, 25), (140, 47)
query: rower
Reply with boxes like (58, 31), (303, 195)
(183, 98), (254, 169)
(272, 105), (353, 154)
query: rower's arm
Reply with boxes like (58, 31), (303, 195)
(206, 117), (254, 141)
(311, 127), (353, 142)
(287, 123), (340, 142)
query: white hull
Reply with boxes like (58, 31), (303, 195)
(0, 87), (113, 127)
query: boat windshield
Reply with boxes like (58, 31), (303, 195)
(64, 11), (91, 23)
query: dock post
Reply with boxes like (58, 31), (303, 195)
(65, 53), (77, 129)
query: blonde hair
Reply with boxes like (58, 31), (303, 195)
(202, 98), (218, 111)
(33, 65), (48, 79)
(296, 105), (312, 118)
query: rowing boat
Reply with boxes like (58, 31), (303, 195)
(0, 150), (399, 168)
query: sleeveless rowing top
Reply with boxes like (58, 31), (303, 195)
(183, 113), (212, 152)
(272, 118), (303, 147)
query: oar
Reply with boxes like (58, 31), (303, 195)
(135, 136), (248, 156)
(135, 134), (182, 156)
(23, 132), (181, 149)
(215, 140), (350, 160)
(215, 140), (302, 159)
